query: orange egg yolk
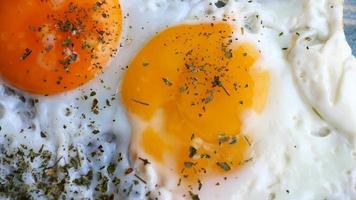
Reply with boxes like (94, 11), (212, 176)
(121, 23), (269, 183)
(0, 0), (122, 95)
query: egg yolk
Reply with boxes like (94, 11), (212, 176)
(0, 0), (122, 95)
(122, 23), (269, 182)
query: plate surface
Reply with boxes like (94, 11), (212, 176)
(345, 0), (356, 54)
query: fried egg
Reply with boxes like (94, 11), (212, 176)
(0, 0), (122, 94)
(121, 0), (356, 199)
(0, 0), (355, 199)
(122, 21), (269, 184)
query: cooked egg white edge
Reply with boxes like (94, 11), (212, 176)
(288, 0), (356, 146)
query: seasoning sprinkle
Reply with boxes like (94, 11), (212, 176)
(215, 1), (226, 8)
(162, 77), (173, 86)
(184, 162), (194, 168)
(216, 162), (231, 171)
(139, 157), (151, 165)
(131, 99), (150, 106)
(20, 48), (32, 61)
(134, 174), (147, 184)
(189, 146), (197, 158)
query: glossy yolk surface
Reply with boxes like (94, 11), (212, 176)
(122, 23), (269, 182)
(0, 0), (122, 95)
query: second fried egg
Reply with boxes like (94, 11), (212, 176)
(120, 0), (356, 199)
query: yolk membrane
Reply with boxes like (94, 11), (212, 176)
(122, 23), (269, 182)
(0, 0), (122, 95)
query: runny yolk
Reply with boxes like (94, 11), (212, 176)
(0, 0), (122, 95)
(121, 23), (269, 183)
